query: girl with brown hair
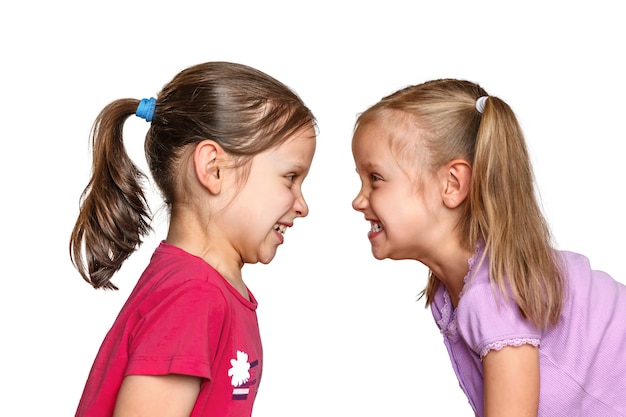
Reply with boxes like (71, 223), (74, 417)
(70, 61), (317, 417)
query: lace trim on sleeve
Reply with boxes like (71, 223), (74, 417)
(479, 338), (540, 359)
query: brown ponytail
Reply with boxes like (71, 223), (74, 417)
(69, 99), (151, 289)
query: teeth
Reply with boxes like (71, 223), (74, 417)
(274, 224), (287, 234)
(370, 222), (383, 232)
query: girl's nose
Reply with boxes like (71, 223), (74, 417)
(352, 191), (367, 212)
(294, 192), (309, 218)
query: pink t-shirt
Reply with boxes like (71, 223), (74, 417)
(76, 242), (263, 417)
(431, 244), (626, 416)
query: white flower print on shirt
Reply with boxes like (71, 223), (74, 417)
(228, 350), (251, 387)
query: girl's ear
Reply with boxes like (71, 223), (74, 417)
(442, 159), (472, 209)
(193, 140), (225, 195)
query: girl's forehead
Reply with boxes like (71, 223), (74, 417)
(354, 114), (422, 150)
(355, 116), (433, 173)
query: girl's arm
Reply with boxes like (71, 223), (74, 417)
(113, 374), (201, 417)
(482, 344), (539, 417)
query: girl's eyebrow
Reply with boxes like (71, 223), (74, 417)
(364, 161), (383, 171)
(355, 161), (380, 174)
(286, 162), (310, 175)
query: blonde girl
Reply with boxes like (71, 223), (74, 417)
(351, 79), (626, 417)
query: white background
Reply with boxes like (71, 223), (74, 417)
(1, 1), (625, 416)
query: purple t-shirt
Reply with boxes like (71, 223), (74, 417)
(431, 245), (626, 416)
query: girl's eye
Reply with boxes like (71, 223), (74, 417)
(370, 173), (382, 182)
(286, 174), (296, 182)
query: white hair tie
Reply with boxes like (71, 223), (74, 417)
(475, 96), (488, 114)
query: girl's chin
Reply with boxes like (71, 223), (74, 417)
(258, 249), (279, 264)
(370, 248), (388, 260)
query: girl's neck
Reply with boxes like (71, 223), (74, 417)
(166, 219), (249, 300)
(425, 243), (474, 308)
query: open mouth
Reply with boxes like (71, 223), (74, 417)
(370, 222), (383, 232)
(274, 224), (287, 234)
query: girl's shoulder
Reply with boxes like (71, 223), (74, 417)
(147, 241), (223, 282)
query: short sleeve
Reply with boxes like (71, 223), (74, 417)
(457, 282), (541, 359)
(126, 281), (228, 380)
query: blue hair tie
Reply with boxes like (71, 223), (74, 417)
(136, 97), (156, 122)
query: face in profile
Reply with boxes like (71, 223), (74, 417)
(221, 125), (317, 265)
(351, 118), (445, 262)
